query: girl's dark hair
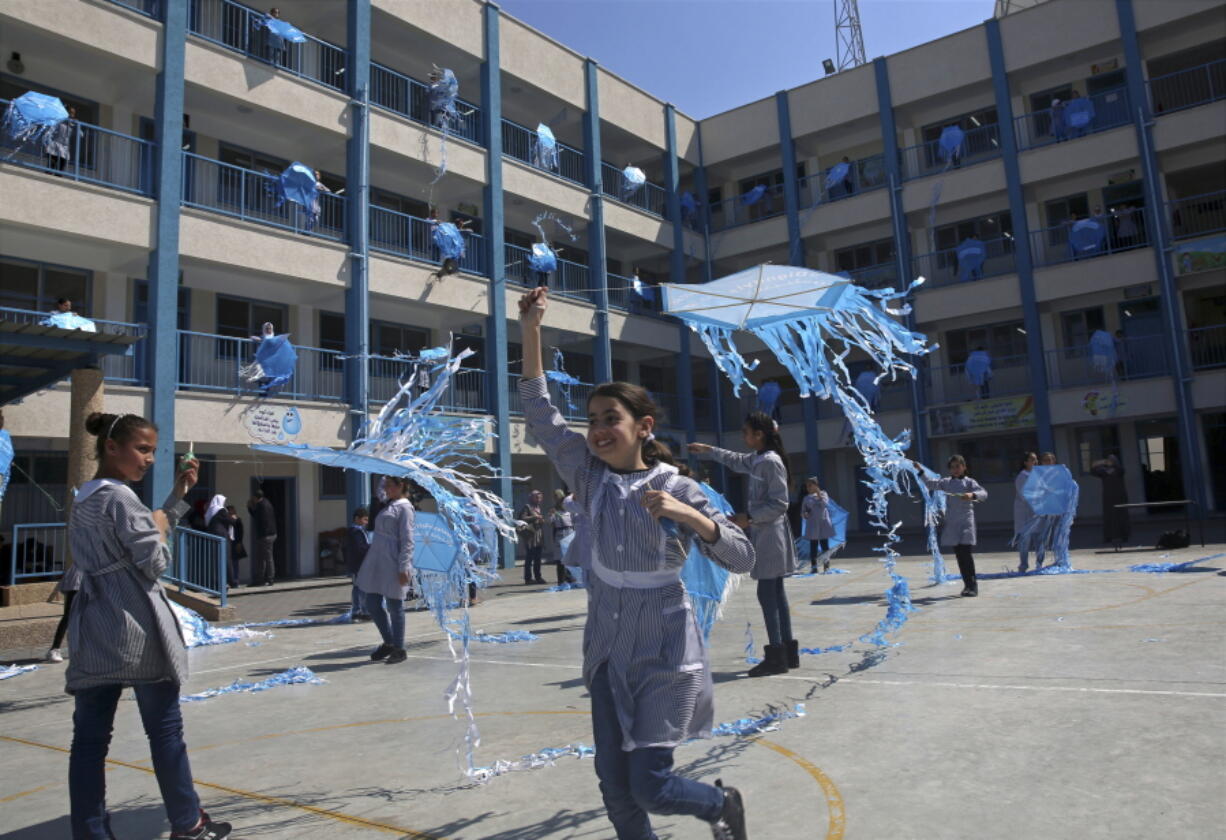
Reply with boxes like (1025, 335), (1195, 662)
(84, 412), (156, 462)
(588, 382), (675, 467)
(383, 475), (412, 493)
(948, 454), (967, 470)
(744, 411), (790, 482)
(1021, 451), (1038, 469)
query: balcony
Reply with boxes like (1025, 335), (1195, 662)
(1169, 189), (1226, 241)
(797, 154), (887, 207)
(841, 261), (899, 291)
(900, 122), (1001, 181)
(924, 353), (1031, 405)
(912, 236), (1016, 289)
(501, 119), (584, 185)
(181, 153), (347, 241)
(1013, 87), (1132, 151)
(1044, 334), (1169, 389)
(0, 100), (154, 196)
(371, 62), (483, 146)
(600, 161), (665, 217)
(188, 0), (346, 92)
(1029, 216), (1149, 269)
(507, 373), (595, 422)
(369, 206), (486, 276)
(708, 183), (787, 232)
(1189, 325), (1226, 371)
(1149, 59), (1226, 116)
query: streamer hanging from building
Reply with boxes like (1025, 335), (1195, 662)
(546, 348), (582, 415)
(424, 67), (472, 184)
(683, 481), (742, 640)
(1, 91), (67, 156)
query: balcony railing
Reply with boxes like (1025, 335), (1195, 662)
(501, 118), (584, 185)
(1030, 214), (1149, 268)
(912, 236), (1016, 288)
(369, 205), (486, 275)
(0, 99), (154, 196)
(177, 330), (344, 401)
(167, 526), (228, 606)
(8, 523), (68, 584)
(708, 183), (787, 232)
(600, 161), (665, 217)
(797, 154), (888, 207)
(1188, 325), (1226, 371)
(507, 373), (595, 422)
(370, 62), (483, 145)
(840, 261), (899, 291)
(900, 122), (1001, 180)
(182, 152), (347, 240)
(1045, 334), (1169, 388)
(1014, 87), (1131, 151)
(1149, 59), (1226, 116)
(1168, 190), (1226, 242)
(188, 0), (346, 91)
(504, 244), (594, 304)
(924, 353), (1031, 405)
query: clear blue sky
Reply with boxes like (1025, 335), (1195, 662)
(497, 0), (995, 118)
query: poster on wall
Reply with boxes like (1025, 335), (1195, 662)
(929, 395), (1035, 436)
(1082, 389), (1126, 417)
(1174, 233), (1226, 276)
(244, 405), (303, 444)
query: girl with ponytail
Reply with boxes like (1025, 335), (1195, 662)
(517, 285), (754, 840)
(689, 411), (800, 677)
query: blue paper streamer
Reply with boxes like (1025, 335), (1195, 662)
(1128, 553), (1224, 574)
(180, 666), (325, 703)
(546, 348), (581, 415)
(0, 663), (38, 680)
(533, 123), (559, 171)
(710, 704), (806, 737)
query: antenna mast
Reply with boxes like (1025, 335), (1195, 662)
(834, 0), (867, 71)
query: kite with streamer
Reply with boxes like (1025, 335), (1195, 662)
(2, 91), (68, 155)
(546, 348), (582, 415)
(661, 265), (950, 641)
(269, 162), (320, 228)
(957, 237), (986, 282)
(431, 220), (467, 266)
(1013, 465), (1079, 569)
(532, 123), (559, 172)
(937, 125), (964, 165)
(964, 349), (992, 395)
(681, 481), (742, 640)
(423, 67), (471, 183)
(825, 161), (852, 198)
(621, 165), (646, 199)
(1065, 96), (1095, 134)
(528, 242), (558, 275)
(240, 325), (297, 394)
(1069, 218), (1105, 256)
(40, 312), (97, 332)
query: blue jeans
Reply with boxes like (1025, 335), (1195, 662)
(757, 577), (793, 646)
(590, 664), (723, 839)
(70, 681), (201, 839)
(366, 592), (404, 649)
(350, 576), (367, 617)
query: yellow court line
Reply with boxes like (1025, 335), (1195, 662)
(0, 783), (54, 803)
(754, 736), (846, 840)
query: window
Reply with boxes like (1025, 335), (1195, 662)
(320, 466), (346, 499)
(216, 295), (286, 339)
(1076, 425), (1121, 473)
(319, 312), (345, 353)
(954, 433), (1039, 483)
(736, 165), (806, 221)
(1060, 307), (1106, 349)
(835, 238), (896, 272)
(504, 228), (535, 250)
(612, 359), (629, 382)
(372, 322), (430, 357)
(1135, 418), (1183, 503)
(921, 106), (999, 165)
(0, 258), (91, 314)
(934, 211), (1012, 251)
(451, 334), (485, 369)
(1045, 193), (1090, 228)
(945, 320), (1028, 363)
(372, 189), (428, 220)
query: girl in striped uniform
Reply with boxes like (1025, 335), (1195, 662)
(689, 415), (799, 677)
(65, 412), (231, 839)
(517, 287), (755, 840)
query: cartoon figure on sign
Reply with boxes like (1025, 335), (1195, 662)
(281, 407), (302, 439)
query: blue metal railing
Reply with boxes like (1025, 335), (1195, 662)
(168, 526), (228, 606)
(840, 261), (899, 291)
(707, 183), (787, 232)
(1045, 334), (1169, 388)
(1189, 325), (1226, 371)
(924, 352), (1030, 405)
(370, 62), (483, 145)
(182, 152), (347, 240)
(1030, 215), (1149, 268)
(106, 0), (160, 18)
(504, 243), (594, 304)
(507, 373), (595, 421)
(797, 154), (888, 208)
(188, 0), (346, 91)
(911, 236), (1017, 287)
(1014, 87), (1131, 150)
(1168, 189), (1226, 242)
(177, 330), (345, 401)
(606, 273), (664, 315)
(501, 118), (585, 184)
(600, 161), (666, 217)
(0, 99), (154, 196)
(9, 523), (68, 583)
(1149, 58), (1226, 116)
(900, 122), (1002, 181)
(369, 205), (487, 275)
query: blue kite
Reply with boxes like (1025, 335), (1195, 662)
(1089, 329), (1117, 378)
(2, 91), (68, 153)
(0, 428), (12, 506)
(621, 165), (646, 199)
(756, 380), (782, 416)
(432, 220), (467, 262)
(680, 191), (698, 220)
(681, 481), (742, 640)
(41, 312), (97, 332)
(965, 349), (992, 391)
(1069, 218), (1105, 255)
(258, 15), (308, 52)
(661, 265), (949, 643)
(1014, 465), (1079, 569)
(240, 325), (297, 393)
(741, 184), (767, 206)
(853, 369), (880, 411)
(956, 237), (986, 282)
(528, 242), (558, 275)
(270, 162), (320, 228)
(533, 123), (559, 172)
(1065, 96), (1095, 134)
(938, 125), (965, 164)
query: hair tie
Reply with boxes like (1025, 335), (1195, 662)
(644, 433), (656, 442)
(772, 419), (780, 433)
(106, 413), (130, 440)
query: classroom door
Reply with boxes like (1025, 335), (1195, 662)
(1117, 299), (1165, 377)
(251, 477), (298, 579)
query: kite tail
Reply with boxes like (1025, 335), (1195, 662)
(689, 323), (759, 397)
(238, 360), (266, 384)
(1, 105), (60, 159)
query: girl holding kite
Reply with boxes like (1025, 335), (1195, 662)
(517, 285), (754, 840)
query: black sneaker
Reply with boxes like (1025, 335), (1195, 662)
(385, 648), (407, 664)
(370, 643), (394, 661)
(710, 780), (747, 840)
(961, 588), (978, 597)
(170, 812), (232, 840)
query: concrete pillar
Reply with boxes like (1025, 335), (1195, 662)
(66, 367), (105, 498)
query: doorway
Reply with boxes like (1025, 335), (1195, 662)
(1117, 299), (1166, 377)
(1135, 419), (1184, 508)
(250, 477), (298, 580)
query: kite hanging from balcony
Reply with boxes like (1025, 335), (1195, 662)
(2, 91), (68, 156)
(1089, 329), (1117, 378)
(269, 162), (321, 229)
(423, 67), (474, 185)
(957, 237), (987, 282)
(620, 165), (646, 199)
(938, 125), (964, 166)
(255, 14), (308, 52)
(740, 184), (767, 206)
(546, 347), (581, 415)
(532, 123), (559, 172)
(661, 265), (954, 642)
(964, 348), (993, 394)
(430, 218), (468, 274)
(1069, 217), (1105, 256)
(240, 322), (297, 394)
(1065, 96), (1095, 134)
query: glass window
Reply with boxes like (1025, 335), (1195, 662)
(954, 433), (1039, 483)
(934, 212), (1012, 250)
(1060, 307), (1106, 348)
(1076, 425), (1121, 473)
(372, 323), (430, 357)
(1045, 193), (1091, 227)
(319, 312), (345, 353)
(451, 334), (484, 369)
(216, 295), (286, 339)
(0, 260), (40, 310)
(834, 237), (895, 270)
(1135, 418), (1183, 503)
(945, 320), (1028, 362)
(319, 466), (346, 499)
(0, 259), (91, 313)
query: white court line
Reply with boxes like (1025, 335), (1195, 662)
(190, 630), (440, 676)
(836, 677), (1226, 698)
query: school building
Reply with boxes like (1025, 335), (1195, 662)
(2, 0), (1223, 580)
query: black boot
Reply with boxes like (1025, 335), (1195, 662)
(746, 644), (787, 677)
(784, 639), (800, 669)
(710, 779), (748, 840)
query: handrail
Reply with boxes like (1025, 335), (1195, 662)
(501, 117), (585, 185)
(9, 523), (68, 584)
(1187, 325), (1226, 371)
(504, 243), (594, 304)
(370, 61), (483, 145)
(1148, 58), (1226, 116)
(911, 235), (1017, 288)
(1013, 87), (1130, 151)
(899, 121), (1002, 181)
(797, 153), (888, 208)
(707, 183), (787, 231)
(0, 305), (146, 337)
(1029, 215), (1149, 268)
(169, 526), (228, 606)
(105, 0), (160, 18)
(1167, 189), (1226, 242)
(1044, 334), (1169, 388)
(369, 204), (487, 275)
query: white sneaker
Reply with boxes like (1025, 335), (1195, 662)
(46, 648), (63, 663)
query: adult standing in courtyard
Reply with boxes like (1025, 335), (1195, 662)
(1090, 454), (1131, 550)
(517, 489), (546, 585)
(248, 489), (277, 586)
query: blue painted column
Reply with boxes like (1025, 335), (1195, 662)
(145, 0), (186, 504)
(583, 60), (613, 383)
(1115, 0), (1207, 513)
(664, 104), (697, 442)
(777, 89), (820, 478)
(344, 0), (372, 512)
(692, 123), (714, 284)
(873, 57), (931, 466)
(986, 19), (1055, 455)
(482, 3), (514, 568)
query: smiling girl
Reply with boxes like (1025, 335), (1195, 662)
(65, 412), (231, 840)
(517, 286), (754, 840)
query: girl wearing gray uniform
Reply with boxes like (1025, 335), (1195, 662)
(65, 412), (230, 840)
(518, 286), (754, 840)
(923, 454), (989, 596)
(690, 415), (799, 677)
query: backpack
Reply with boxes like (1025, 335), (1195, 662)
(1155, 530), (1190, 550)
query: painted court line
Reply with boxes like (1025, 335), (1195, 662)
(836, 677), (1226, 698)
